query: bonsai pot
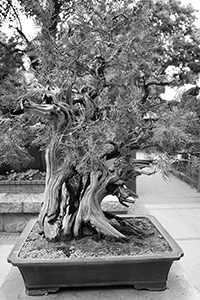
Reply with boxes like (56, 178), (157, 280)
(7, 215), (183, 296)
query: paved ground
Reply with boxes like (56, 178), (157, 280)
(137, 172), (200, 294)
(0, 233), (19, 286)
(0, 171), (200, 299)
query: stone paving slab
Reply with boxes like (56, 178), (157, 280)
(137, 173), (199, 205)
(2, 214), (36, 233)
(23, 194), (43, 213)
(145, 205), (200, 240)
(0, 245), (14, 288)
(145, 201), (200, 294)
(0, 263), (200, 300)
(178, 240), (200, 294)
(0, 232), (20, 244)
(0, 193), (23, 213)
(0, 193), (43, 214)
(144, 203), (200, 209)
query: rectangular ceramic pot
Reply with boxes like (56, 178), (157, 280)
(7, 215), (184, 296)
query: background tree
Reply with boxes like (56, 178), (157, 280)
(0, 33), (24, 82)
(0, 0), (200, 240)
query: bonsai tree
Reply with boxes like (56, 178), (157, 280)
(1, 0), (200, 240)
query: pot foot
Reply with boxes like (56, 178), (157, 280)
(26, 286), (59, 296)
(134, 281), (166, 291)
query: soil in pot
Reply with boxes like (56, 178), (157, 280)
(19, 216), (173, 260)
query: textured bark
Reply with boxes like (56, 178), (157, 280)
(73, 171), (125, 238)
(22, 98), (154, 241)
(38, 142), (71, 239)
(38, 156), (137, 240)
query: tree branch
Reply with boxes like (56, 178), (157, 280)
(7, 0), (23, 32)
(48, 0), (62, 36)
(15, 27), (30, 44)
(141, 77), (173, 104)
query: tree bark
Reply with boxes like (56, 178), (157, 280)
(22, 98), (153, 241)
(38, 151), (135, 240)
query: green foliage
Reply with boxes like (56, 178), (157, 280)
(0, 72), (26, 114)
(150, 108), (198, 155)
(0, 74), (48, 169)
(0, 117), (34, 169)
(0, 35), (24, 82)
(172, 154), (200, 189)
(150, 0), (200, 84)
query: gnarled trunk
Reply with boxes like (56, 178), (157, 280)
(21, 98), (154, 241)
(38, 148), (136, 240)
(38, 141), (72, 239)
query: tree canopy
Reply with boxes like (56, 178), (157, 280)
(0, 0), (200, 167)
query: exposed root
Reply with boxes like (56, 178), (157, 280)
(62, 213), (76, 237)
(43, 217), (60, 240)
(104, 212), (152, 238)
(73, 171), (125, 239)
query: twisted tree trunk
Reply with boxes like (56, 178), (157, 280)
(38, 139), (73, 239)
(22, 97), (154, 241)
(38, 149), (135, 240)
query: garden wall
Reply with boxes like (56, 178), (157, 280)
(0, 193), (43, 232)
(0, 180), (45, 194)
(0, 180), (45, 232)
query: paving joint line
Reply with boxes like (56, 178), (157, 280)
(175, 237), (200, 241)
